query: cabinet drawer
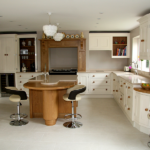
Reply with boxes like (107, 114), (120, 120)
(17, 85), (29, 94)
(127, 83), (133, 93)
(89, 73), (110, 79)
(89, 86), (110, 94)
(120, 92), (124, 107)
(17, 73), (40, 79)
(126, 91), (133, 106)
(17, 79), (29, 86)
(90, 79), (110, 86)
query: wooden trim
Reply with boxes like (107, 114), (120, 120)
(89, 31), (130, 33)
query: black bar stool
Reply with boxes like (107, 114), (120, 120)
(63, 85), (86, 129)
(5, 87), (28, 126)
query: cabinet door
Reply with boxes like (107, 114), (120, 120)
(139, 22), (148, 60)
(134, 92), (140, 123)
(78, 51), (86, 71)
(89, 34), (112, 50)
(6, 38), (16, 72)
(78, 74), (88, 94)
(0, 38), (7, 72)
(139, 94), (150, 127)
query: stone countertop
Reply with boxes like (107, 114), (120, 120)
(16, 72), (42, 73)
(28, 75), (77, 85)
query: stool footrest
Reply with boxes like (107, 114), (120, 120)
(10, 113), (28, 120)
(64, 114), (82, 121)
(10, 120), (28, 126)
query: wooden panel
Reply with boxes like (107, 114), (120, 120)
(79, 39), (86, 51)
(78, 51), (86, 71)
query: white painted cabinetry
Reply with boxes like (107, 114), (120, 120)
(138, 13), (150, 60)
(77, 72), (112, 95)
(89, 33), (112, 50)
(0, 34), (17, 73)
(16, 72), (42, 95)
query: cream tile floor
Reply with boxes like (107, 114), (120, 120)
(0, 98), (149, 150)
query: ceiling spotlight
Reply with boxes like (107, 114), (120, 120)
(96, 23), (99, 24)
(25, 28), (28, 29)
(97, 18), (101, 20)
(18, 25), (22, 26)
(10, 21), (13, 22)
(0, 16), (3, 17)
(99, 12), (103, 14)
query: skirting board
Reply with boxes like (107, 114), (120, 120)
(81, 94), (113, 98)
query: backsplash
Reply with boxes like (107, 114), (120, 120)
(131, 68), (150, 78)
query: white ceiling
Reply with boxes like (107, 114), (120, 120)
(0, 0), (150, 32)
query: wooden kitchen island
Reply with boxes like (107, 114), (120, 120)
(24, 75), (77, 126)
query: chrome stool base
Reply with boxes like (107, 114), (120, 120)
(63, 121), (82, 129)
(10, 113), (28, 120)
(10, 120), (28, 126)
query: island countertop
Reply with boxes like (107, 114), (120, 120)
(24, 75), (77, 90)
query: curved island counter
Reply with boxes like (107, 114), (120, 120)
(24, 75), (77, 126)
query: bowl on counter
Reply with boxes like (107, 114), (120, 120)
(141, 83), (150, 90)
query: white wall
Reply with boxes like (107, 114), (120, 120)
(36, 30), (128, 71)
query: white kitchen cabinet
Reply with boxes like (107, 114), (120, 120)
(89, 33), (112, 50)
(77, 73), (88, 94)
(138, 13), (150, 60)
(0, 35), (17, 73)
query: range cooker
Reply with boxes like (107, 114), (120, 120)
(49, 68), (77, 75)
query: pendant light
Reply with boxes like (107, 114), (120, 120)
(43, 12), (57, 36)
(53, 23), (64, 41)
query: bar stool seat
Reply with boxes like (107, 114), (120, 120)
(63, 85), (86, 129)
(5, 87), (29, 126)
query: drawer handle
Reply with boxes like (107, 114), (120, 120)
(124, 83), (125, 85)
(106, 81), (107, 83)
(79, 82), (81, 84)
(106, 89), (107, 91)
(127, 108), (130, 110)
(116, 90), (118, 92)
(93, 75), (95, 77)
(145, 108), (148, 111)
(20, 75), (21, 77)
(93, 89), (95, 91)
(32, 75), (33, 77)
(120, 85), (122, 87)
(113, 79), (115, 81)
(20, 81), (22, 83)
(128, 87), (130, 89)
(93, 81), (95, 83)
(120, 98), (122, 100)
(141, 39), (144, 42)
(106, 75), (108, 77)
(128, 96), (130, 98)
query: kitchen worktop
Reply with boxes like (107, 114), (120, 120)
(28, 75), (77, 85)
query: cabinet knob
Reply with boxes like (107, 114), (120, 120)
(120, 85), (122, 87)
(145, 108), (148, 111)
(106, 81), (107, 83)
(79, 82), (81, 84)
(113, 90), (115, 92)
(116, 90), (118, 92)
(20, 75), (21, 77)
(124, 83), (125, 85)
(120, 98), (122, 100)
(106, 75), (108, 77)
(20, 81), (22, 83)
(106, 89), (107, 91)
(127, 108), (130, 110)
(93, 75), (95, 77)
(20, 88), (22, 91)
(113, 79), (115, 81)
(93, 81), (95, 83)
(128, 96), (130, 98)
(93, 89), (95, 91)
(32, 75), (33, 77)
(128, 87), (130, 89)
(141, 39), (144, 42)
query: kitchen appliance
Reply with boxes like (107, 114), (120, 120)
(124, 66), (129, 72)
(0, 73), (15, 97)
(49, 68), (77, 75)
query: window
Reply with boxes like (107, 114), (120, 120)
(132, 36), (149, 72)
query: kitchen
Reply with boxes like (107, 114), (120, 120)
(1, 0), (150, 149)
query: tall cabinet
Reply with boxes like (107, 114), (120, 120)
(138, 13), (150, 60)
(0, 34), (17, 73)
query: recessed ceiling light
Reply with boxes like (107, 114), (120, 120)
(96, 23), (99, 24)
(25, 28), (28, 29)
(18, 25), (22, 26)
(99, 12), (103, 14)
(0, 16), (3, 17)
(97, 18), (101, 20)
(10, 21), (13, 22)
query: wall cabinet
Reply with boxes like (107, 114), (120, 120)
(0, 35), (17, 73)
(138, 13), (150, 60)
(89, 34), (112, 50)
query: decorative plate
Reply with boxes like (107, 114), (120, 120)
(62, 32), (66, 39)
(75, 34), (79, 39)
(70, 34), (74, 39)
(66, 34), (70, 39)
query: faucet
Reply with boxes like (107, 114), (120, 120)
(132, 61), (138, 75)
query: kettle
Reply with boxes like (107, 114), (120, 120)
(124, 66), (129, 72)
